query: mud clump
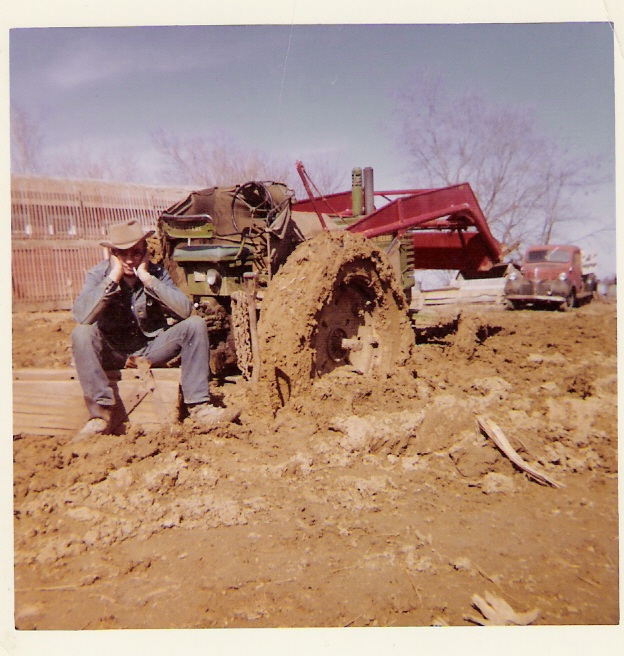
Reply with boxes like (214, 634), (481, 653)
(564, 372), (595, 399)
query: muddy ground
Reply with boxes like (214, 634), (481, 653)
(11, 299), (619, 631)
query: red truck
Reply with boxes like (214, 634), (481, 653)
(504, 244), (597, 311)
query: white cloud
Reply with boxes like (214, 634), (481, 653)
(46, 36), (213, 90)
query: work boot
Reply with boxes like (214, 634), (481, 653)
(188, 403), (241, 426)
(73, 407), (112, 443)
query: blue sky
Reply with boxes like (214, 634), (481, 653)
(9, 23), (615, 182)
(5, 3), (621, 278)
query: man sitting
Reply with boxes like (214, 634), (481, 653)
(71, 219), (234, 441)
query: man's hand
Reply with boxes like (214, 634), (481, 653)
(135, 251), (153, 286)
(108, 254), (123, 283)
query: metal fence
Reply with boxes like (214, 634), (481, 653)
(11, 176), (193, 309)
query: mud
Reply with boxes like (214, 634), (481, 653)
(12, 300), (618, 629)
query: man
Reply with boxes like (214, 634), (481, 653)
(71, 219), (232, 440)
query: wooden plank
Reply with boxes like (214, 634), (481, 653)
(15, 407), (86, 426)
(14, 401), (86, 415)
(15, 426), (77, 438)
(423, 292), (506, 306)
(120, 369), (182, 383)
(13, 369), (181, 437)
(116, 382), (181, 430)
(115, 379), (181, 427)
(13, 369), (83, 381)
(12, 368), (182, 382)
(14, 413), (89, 435)
(14, 381), (84, 395)
(13, 384), (88, 434)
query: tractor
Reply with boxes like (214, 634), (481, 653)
(153, 163), (503, 408)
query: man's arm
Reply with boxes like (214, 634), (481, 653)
(138, 262), (193, 320)
(71, 262), (120, 325)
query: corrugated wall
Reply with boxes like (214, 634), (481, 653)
(11, 176), (193, 309)
(12, 242), (103, 309)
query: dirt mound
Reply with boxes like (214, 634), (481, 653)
(12, 301), (618, 628)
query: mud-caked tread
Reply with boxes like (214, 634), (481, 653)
(231, 291), (253, 380)
(257, 231), (414, 410)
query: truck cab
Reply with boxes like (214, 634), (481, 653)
(505, 244), (596, 310)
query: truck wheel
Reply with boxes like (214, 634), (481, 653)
(257, 231), (414, 409)
(561, 290), (576, 312)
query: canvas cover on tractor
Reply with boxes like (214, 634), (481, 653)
(160, 183), (293, 238)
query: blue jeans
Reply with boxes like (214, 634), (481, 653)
(72, 315), (210, 417)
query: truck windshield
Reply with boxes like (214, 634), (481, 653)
(526, 249), (571, 264)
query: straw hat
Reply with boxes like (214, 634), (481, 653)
(100, 220), (155, 250)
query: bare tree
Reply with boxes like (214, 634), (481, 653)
(11, 104), (44, 174)
(54, 146), (142, 182)
(152, 129), (347, 198)
(10, 106), (146, 183)
(391, 71), (607, 249)
(153, 129), (284, 186)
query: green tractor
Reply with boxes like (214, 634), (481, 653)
(153, 164), (501, 409)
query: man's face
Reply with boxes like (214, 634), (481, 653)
(111, 241), (146, 277)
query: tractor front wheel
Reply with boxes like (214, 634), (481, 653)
(256, 231), (414, 410)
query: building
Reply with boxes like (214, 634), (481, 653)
(11, 176), (193, 310)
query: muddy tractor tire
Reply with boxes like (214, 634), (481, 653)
(257, 230), (414, 410)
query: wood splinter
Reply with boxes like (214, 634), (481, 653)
(476, 415), (564, 489)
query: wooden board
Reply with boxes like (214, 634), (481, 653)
(422, 287), (506, 306)
(13, 368), (181, 437)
